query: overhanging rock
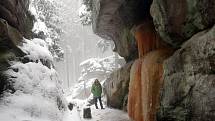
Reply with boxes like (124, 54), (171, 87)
(92, 0), (152, 61)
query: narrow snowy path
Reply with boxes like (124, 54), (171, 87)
(63, 107), (82, 121)
(64, 106), (130, 121)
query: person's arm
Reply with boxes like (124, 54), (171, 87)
(91, 84), (95, 93)
(100, 84), (102, 93)
(98, 84), (102, 94)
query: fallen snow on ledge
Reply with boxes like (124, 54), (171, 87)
(0, 62), (66, 121)
(20, 38), (53, 61)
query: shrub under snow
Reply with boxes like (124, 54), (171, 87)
(20, 38), (53, 61)
(0, 37), (67, 121)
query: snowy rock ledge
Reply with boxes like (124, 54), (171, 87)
(0, 61), (66, 121)
(20, 38), (53, 62)
(0, 0), (67, 120)
(0, 37), (67, 121)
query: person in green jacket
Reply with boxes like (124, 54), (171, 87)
(91, 79), (104, 109)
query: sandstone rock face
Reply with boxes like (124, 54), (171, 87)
(128, 49), (173, 121)
(116, 27), (138, 61)
(91, 0), (215, 121)
(92, 0), (136, 60)
(0, 18), (24, 53)
(0, 1), (67, 119)
(150, 0), (215, 47)
(0, 0), (34, 38)
(0, 0), (30, 96)
(92, 0), (153, 61)
(0, 0), (30, 83)
(0, 19), (25, 95)
(0, 0), (33, 59)
(158, 25), (215, 121)
(104, 62), (133, 111)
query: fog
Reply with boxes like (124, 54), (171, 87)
(55, 0), (113, 88)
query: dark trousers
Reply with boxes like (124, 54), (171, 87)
(94, 96), (103, 109)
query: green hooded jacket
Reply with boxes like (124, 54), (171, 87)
(91, 82), (102, 97)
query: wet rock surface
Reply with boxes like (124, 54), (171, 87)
(104, 62), (133, 110)
(89, 0), (215, 120)
(92, 0), (153, 61)
(0, 18), (24, 55)
(0, 1), (67, 120)
(151, 0), (215, 47)
(0, 0), (34, 38)
(158, 25), (215, 121)
(0, 0), (51, 97)
(0, 16), (26, 96)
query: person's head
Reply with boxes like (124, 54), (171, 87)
(94, 79), (100, 84)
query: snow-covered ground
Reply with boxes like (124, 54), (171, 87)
(64, 105), (130, 121)
(64, 92), (130, 121)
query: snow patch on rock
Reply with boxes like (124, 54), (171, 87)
(0, 61), (66, 121)
(20, 38), (53, 61)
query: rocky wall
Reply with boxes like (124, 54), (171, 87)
(151, 0), (215, 47)
(92, 0), (154, 61)
(0, 0), (33, 95)
(104, 62), (133, 111)
(0, 19), (26, 96)
(92, 0), (215, 121)
(158, 25), (215, 121)
(0, 0), (34, 38)
(0, 1), (66, 120)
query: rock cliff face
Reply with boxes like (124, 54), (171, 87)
(92, 0), (153, 61)
(151, 0), (215, 47)
(104, 62), (133, 111)
(0, 0), (34, 76)
(92, 0), (215, 121)
(0, 18), (25, 95)
(158, 26), (215, 121)
(0, 0), (34, 38)
(0, 1), (66, 120)
(0, 0), (31, 95)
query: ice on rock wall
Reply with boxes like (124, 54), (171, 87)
(128, 49), (173, 121)
(128, 19), (173, 121)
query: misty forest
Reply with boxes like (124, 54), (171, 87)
(0, 0), (214, 121)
